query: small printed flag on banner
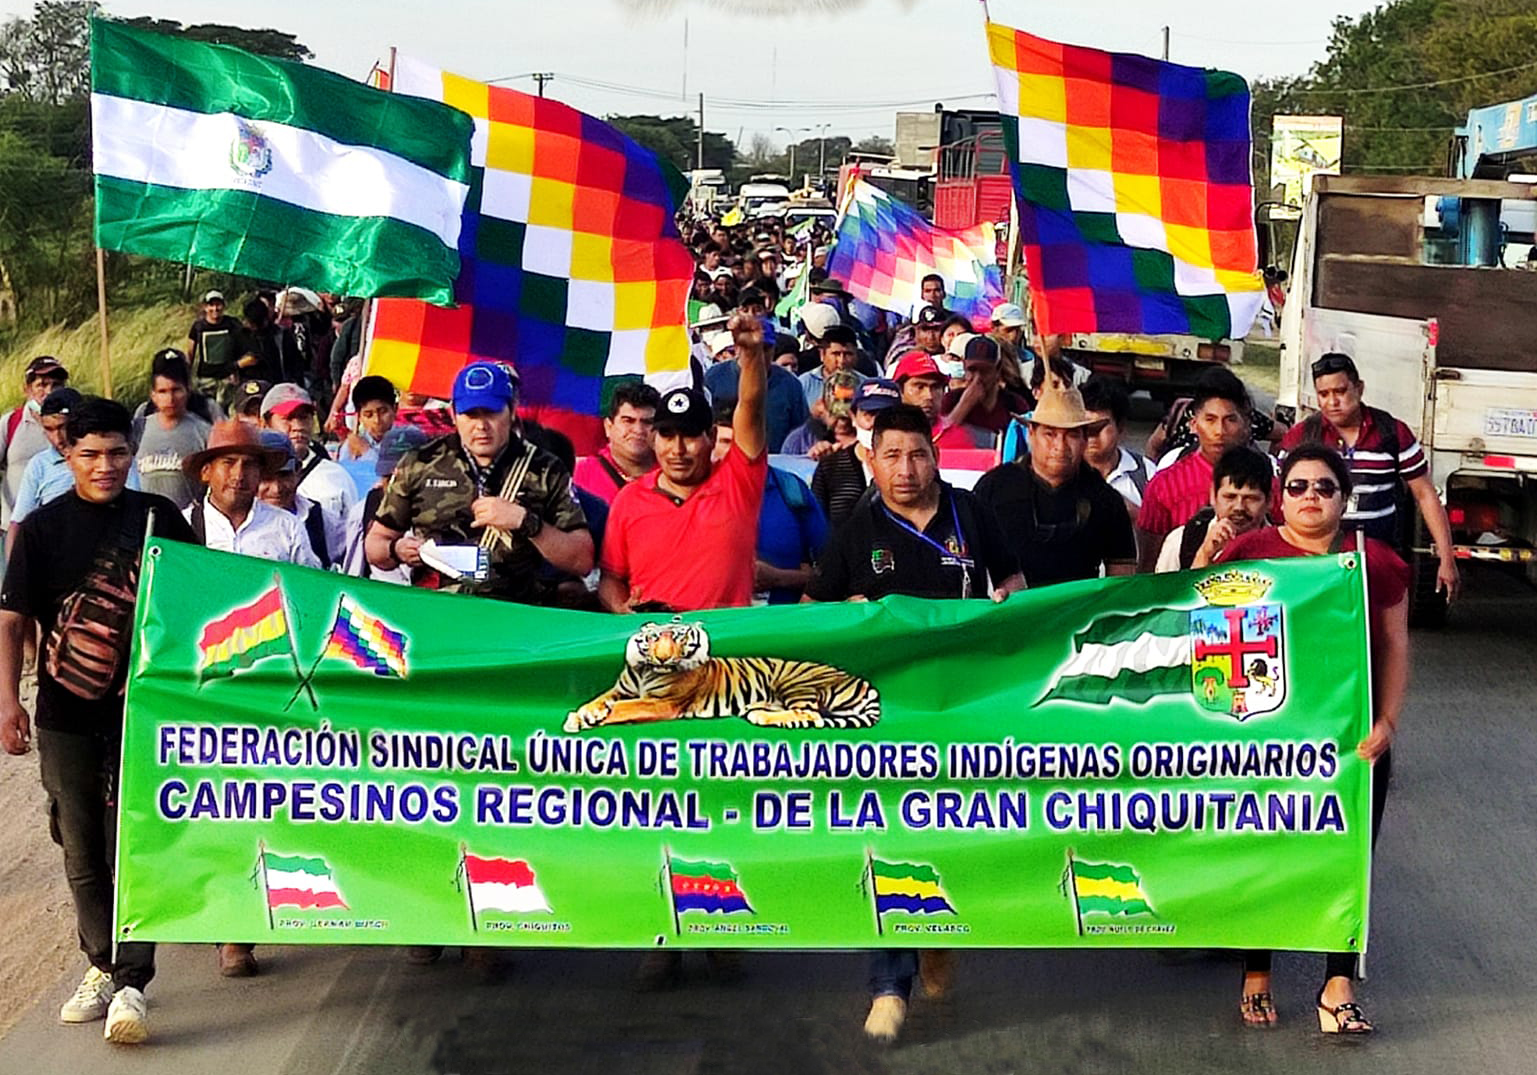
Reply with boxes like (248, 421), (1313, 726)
(868, 857), (957, 917)
(826, 178), (1003, 326)
(261, 851), (348, 910)
(1038, 608), (1192, 706)
(986, 20), (1264, 338)
(460, 853), (552, 919)
(1064, 859), (1154, 924)
(197, 586), (293, 682)
(668, 856), (753, 915)
(323, 595), (409, 678)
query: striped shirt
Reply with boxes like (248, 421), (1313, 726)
(1138, 451), (1217, 537)
(1279, 407), (1426, 544)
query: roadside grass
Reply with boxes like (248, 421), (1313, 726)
(0, 303), (188, 411)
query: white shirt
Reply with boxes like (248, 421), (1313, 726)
(293, 491), (346, 567)
(1154, 525), (1189, 574)
(1104, 446), (1156, 507)
(341, 494), (409, 585)
(187, 497), (322, 568)
(298, 453), (359, 522)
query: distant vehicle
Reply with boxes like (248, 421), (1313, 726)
(687, 169), (728, 214)
(1278, 173), (1537, 626)
(784, 203), (837, 233)
(738, 181), (792, 220)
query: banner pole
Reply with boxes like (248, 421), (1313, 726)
(283, 594), (342, 712)
(460, 843), (478, 933)
(94, 248), (113, 398)
(865, 847), (882, 937)
(1065, 847), (1084, 937)
(258, 840), (274, 931)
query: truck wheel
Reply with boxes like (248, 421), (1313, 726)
(1408, 549), (1448, 629)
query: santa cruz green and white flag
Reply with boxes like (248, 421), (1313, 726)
(90, 20), (473, 303)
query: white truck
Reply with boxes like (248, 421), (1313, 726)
(1277, 173), (1537, 625)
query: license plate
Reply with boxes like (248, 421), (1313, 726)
(1484, 407), (1537, 438)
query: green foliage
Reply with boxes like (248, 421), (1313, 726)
(0, 301), (191, 409)
(604, 113), (735, 173)
(1252, 0), (1537, 181)
(117, 17), (313, 61)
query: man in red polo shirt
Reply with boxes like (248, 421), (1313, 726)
(1136, 369), (1268, 573)
(599, 314), (767, 614)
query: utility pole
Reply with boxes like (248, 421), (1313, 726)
(697, 92), (705, 170)
(1161, 27), (1170, 61)
(532, 72), (554, 97)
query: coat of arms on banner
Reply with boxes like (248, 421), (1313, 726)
(1038, 570), (1286, 722)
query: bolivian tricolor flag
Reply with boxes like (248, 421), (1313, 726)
(1065, 857), (1154, 933)
(197, 585), (293, 681)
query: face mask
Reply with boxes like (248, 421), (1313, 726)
(856, 426), (874, 450)
(24, 398), (41, 415)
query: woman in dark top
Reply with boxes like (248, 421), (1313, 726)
(1216, 444), (1410, 1034)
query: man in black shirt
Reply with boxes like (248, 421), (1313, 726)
(803, 404), (1024, 1045)
(974, 380), (1137, 587)
(0, 397), (196, 1045)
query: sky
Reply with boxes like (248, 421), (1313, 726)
(12, 0), (1378, 146)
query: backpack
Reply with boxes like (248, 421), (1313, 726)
(4, 406), (22, 450)
(44, 500), (147, 700)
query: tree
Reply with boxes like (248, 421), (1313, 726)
(0, 1), (96, 104)
(118, 17), (313, 61)
(603, 113), (735, 172)
(852, 135), (895, 157)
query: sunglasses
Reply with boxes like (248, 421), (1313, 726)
(1283, 478), (1341, 499)
(1310, 355), (1356, 378)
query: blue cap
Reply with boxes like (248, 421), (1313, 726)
(376, 424), (429, 476)
(853, 378), (901, 412)
(258, 430), (299, 473)
(451, 362), (518, 413)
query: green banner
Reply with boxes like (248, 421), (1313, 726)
(117, 540), (1373, 952)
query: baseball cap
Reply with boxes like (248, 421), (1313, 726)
(704, 330), (736, 358)
(24, 355), (66, 382)
(258, 430), (300, 473)
(963, 335), (1001, 366)
(891, 350), (946, 383)
(235, 379), (273, 415)
(799, 303), (841, 341)
(202, 289), (225, 304)
(39, 387), (82, 418)
(451, 362), (518, 413)
(914, 305), (949, 328)
(853, 378), (901, 412)
(376, 424), (430, 477)
(653, 387), (714, 437)
(261, 383), (315, 418)
(991, 302), (1028, 328)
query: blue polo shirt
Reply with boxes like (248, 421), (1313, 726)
(757, 467), (828, 604)
(703, 360), (810, 453)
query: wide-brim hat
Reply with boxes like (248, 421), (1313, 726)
(1027, 383), (1101, 430)
(182, 419), (287, 478)
(809, 278), (853, 300)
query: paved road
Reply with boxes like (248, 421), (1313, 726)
(0, 561), (1533, 1074)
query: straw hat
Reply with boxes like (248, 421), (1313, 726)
(1027, 380), (1100, 430)
(181, 420), (288, 478)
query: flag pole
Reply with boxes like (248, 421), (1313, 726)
(866, 847), (883, 937)
(94, 248), (114, 398)
(283, 593), (342, 712)
(273, 572), (319, 712)
(460, 843), (479, 933)
(258, 839), (275, 931)
(662, 845), (680, 937)
(1065, 847), (1084, 937)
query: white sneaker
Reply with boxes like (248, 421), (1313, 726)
(59, 967), (113, 1024)
(103, 986), (148, 1044)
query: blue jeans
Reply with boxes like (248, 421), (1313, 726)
(869, 949), (917, 999)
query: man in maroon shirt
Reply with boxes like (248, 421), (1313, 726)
(1136, 369), (1264, 572)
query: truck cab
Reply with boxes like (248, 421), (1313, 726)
(1278, 174), (1537, 624)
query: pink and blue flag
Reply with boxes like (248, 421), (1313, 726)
(826, 178), (1004, 328)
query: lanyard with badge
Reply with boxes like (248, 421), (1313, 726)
(880, 496), (974, 599)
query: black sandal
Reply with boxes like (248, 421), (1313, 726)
(1241, 991), (1278, 1028)
(1316, 988), (1373, 1034)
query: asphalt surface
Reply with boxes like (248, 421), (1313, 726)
(0, 558), (1532, 1074)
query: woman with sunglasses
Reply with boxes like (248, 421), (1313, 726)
(1214, 443), (1411, 1035)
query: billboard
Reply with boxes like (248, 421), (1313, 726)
(1270, 115), (1344, 216)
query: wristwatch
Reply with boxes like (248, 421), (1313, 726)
(519, 510), (544, 540)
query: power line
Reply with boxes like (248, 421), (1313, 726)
(1300, 59), (1537, 95)
(1172, 31), (1326, 47)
